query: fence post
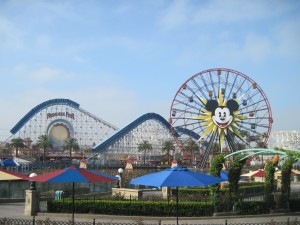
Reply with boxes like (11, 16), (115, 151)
(93, 194), (95, 214)
(225, 219), (227, 225)
(93, 218), (95, 225)
(32, 216), (35, 225)
(287, 218), (290, 225)
(24, 190), (40, 216)
(130, 194), (132, 215)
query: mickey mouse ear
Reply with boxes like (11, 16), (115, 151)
(206, 100), (218, 112)
(227, 99), (239, 111)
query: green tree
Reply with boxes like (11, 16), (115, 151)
(36, 134), (53, 163)
(162, 140), (175, 164)
(264, 161), (276, 210)
(228, 155), (246, 212)
(10, 137), (26, 158)
(138, 140), (152, 165)
(63, 138), (80, 161)
(0, 143), (11, 155)
(209, 153), (225, 213)
(280, 157), (294, 209)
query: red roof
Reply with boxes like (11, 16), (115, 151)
(252, 169), (265, 177)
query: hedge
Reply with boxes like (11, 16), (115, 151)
(47, 199), (272, 217)
(48, 199), (214, 217)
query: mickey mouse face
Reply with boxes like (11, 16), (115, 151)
(205, 99), (239, 129)
(212, 107), (233, 128)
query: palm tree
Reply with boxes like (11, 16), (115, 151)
(138, 140), (152, 165)
(10, 137), (26, 158)
(184, 139), (199, 162)
(162, 140), (175, 164)
(36, 135), (53, 163)
(62, 138), (80, 162)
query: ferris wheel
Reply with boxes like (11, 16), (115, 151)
(169, 68), (273, 168)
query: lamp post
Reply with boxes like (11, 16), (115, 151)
(29, 173), (37, 190)
(118, 168), (124, 188)
(25, 172), (39, 216)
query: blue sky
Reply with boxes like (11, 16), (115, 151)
(0, 0), (299, 141)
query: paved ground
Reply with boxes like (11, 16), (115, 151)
(0, 202), (299, 224)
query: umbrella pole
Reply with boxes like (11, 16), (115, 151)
(72, 182), (75, 225)
(176, 187), (178, 225)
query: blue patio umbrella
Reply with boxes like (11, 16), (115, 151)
(220, 171), (229, 180)
(30, 166), (118, 223)
(130, 166), (226, 225)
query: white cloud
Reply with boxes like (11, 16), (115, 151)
(0, 16), (24, 50)
(30, 67), (72, 83)
(160, 0), (190, 29)
(243, 33), (272, 63)
(275, 20), (300, 58)
(206, 1), (294, 24)
(36, 35), (52, 48)
(160, 0), (296, 29)
(73, 56), (88, 64)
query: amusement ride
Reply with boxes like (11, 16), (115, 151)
(2, 68), (278, 167)
(169, 68), (273, 168)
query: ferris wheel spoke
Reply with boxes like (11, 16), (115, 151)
(230, 72), (239, 95)
(217, 71), (221, 94)
(225, 130), (238, 152)
(200, 74), (212, 99)
(185, 85), (206, 107)
(173, 99), (200, 111)
(178, 91), (203, 108)
(199, 130), (217, 168)
(246, 117), (270, 123)
(243, 84), (253, 97)
(256, 123), (271, 129)
(171, 108), (199, 117)
(238, 123), (262, 136)
(179, 120), (207, 130)
(224, 70), (230, 91)
(235, 77), (248, 96)
(209, 71), (218, 99)
(255, 107), (269, 113)
(191, 78), (209, 100)
(245, 99), (265, 109)
(248, 90), (263, 102)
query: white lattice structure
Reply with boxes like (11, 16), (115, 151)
(9, 99), (118, 148)
(92, 113), (181, 164)
(268, 131), (300, 149)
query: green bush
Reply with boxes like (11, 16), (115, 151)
(178, 188), (210, 199)
(179, 183), (264, 199)
(238, 184), (264, 195)
(47, 199), (214, 217)
(237, 201), (268, 215)
(48, 197), (280, 217)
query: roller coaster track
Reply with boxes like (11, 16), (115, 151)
(10, 98), (117, 135)
(92, 112), (200, 154)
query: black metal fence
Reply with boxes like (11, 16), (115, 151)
(0, 217), (298, 225)
(38, 190), (300, 216)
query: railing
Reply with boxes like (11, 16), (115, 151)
(0, 217), (298, 225)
